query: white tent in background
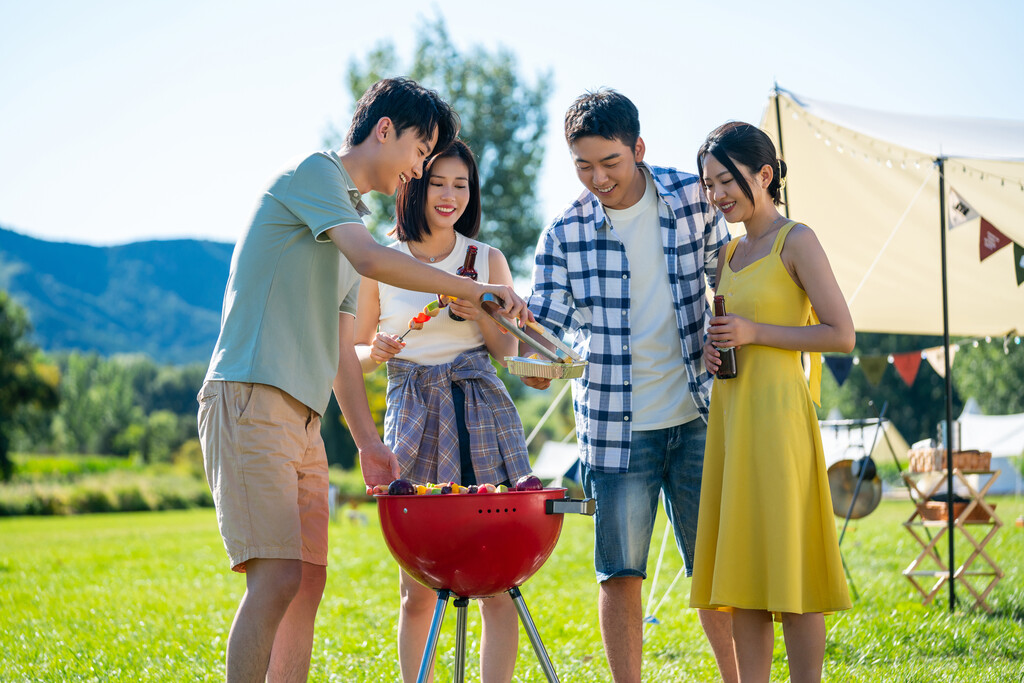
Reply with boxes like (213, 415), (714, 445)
(760, 89), (1024, 612)
(958, 399), (1024, 459)
(760, 87), (1024, 336)
(531, 441), (581, 487)
(960, 397), (983, 416)
(819, 418), (910, 468)
(959, 409), (1024, 496)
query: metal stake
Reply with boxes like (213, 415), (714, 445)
(508, 587), (559, 683)
(937, 157), (957, 613)
(416, 589), (450, 683)
(453, 597), (470, 683)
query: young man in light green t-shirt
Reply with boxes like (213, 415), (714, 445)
(197, 78), (530, 682)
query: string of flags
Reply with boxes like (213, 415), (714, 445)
(779, 98), (1024, 287)
(948, 187), (1024, 286)
(822, 332), (1022, 388)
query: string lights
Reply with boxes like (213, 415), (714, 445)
(780, 97), (1024, 190)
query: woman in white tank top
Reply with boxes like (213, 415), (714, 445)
(353, 140), (529, 683)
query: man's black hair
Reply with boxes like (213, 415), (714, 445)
(564, 89), (641, 150)
(346, 77), (460, 155)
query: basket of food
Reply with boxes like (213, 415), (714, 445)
(921, 501), (995, 522)
(480, 293), (588, 380)
(907, 448), (992, 472)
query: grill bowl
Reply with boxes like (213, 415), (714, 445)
(376, 488), (567, 598)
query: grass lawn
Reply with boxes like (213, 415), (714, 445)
(1, 498), (1022, 682)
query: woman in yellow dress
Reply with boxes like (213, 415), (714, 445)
(689, 121), (855, 683)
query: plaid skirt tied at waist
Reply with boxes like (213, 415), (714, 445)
(384, 346), (531, 486)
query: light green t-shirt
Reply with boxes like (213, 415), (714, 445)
(205, 150), (368, 416)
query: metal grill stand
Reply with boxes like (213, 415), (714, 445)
(416, 586), (560, 683)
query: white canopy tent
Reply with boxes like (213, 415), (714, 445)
(760, 88), (1024, 612)
(760, 87), (1024, 336)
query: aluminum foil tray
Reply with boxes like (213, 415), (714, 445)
(505, 356), (587, 379)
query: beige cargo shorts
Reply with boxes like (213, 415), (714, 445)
(197, 380), (329, 572)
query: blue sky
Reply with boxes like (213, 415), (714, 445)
(1, 0), (1022, 246)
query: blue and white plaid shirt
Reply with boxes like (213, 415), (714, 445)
(528, 164), (730, 473)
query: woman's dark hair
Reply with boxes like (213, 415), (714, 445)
(564, 89), (641, 150)
(392, 139), (481, 242)
(697, 121), (787, 206)
(345, 77), (460, 156)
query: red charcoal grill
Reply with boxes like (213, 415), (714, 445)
(377, 488), (594, 683)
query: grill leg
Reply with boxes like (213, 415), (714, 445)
(416, 589), (450, 683)
(508, 586), (559, 683)
(452, 597), (470, 683)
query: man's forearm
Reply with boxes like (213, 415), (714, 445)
(333, 355), (381, 450)
(328, 224), (483, 302)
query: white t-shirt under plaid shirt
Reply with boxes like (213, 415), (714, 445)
(527, 163), (730, 473)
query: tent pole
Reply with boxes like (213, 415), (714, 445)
(937, 156), (956, 613)
(773, 82), (790, 216)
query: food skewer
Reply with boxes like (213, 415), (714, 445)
(397, 298), (446, 341)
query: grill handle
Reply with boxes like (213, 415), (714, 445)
(545, 498), (595, 516)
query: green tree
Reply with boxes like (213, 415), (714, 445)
(818, 333), (1024, 446)
(951, 337), (1024, 415)
(818, 333), (960, 445)
(321, 395), (357, 470)
(334, 14), (552, 274)
(0, 292), (59, 480)
(50, 353), (145, 455)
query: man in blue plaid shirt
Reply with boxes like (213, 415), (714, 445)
(523, 90), (737, 682)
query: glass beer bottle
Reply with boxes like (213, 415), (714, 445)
(713, 295), (738, 379)
(449, 245), (479, 321)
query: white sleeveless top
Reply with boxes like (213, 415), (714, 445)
(378, 231), (491, 366)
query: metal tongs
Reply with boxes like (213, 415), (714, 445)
(480, 293), (583, 364)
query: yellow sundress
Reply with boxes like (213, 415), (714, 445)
(689, 221), (852, 615)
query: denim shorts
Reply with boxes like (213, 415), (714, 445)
(581, 419), (706, 582)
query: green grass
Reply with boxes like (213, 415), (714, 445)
(1, 499), (1022, 682)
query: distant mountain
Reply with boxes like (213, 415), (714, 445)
(0, 226), (233, 365)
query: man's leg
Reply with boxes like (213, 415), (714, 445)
(225, 558), (303, 683)
(598, 576), (644, 683)
(199, 382), (331, 683)
(582, 429), (664, 683)
(265, 402), (331, 682)
(267, 561), (327, 682)
(699, 608), (738, 683)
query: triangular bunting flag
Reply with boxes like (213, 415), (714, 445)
(1015, 243), (1024, 286)
(892, 351), (923, 387)
(859, 356), (888, 386)
(979, 219), (1012, 262)
(924, 345), (958, 378)
(948, 187), (980, 230)
(824, 356), (854, 387)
